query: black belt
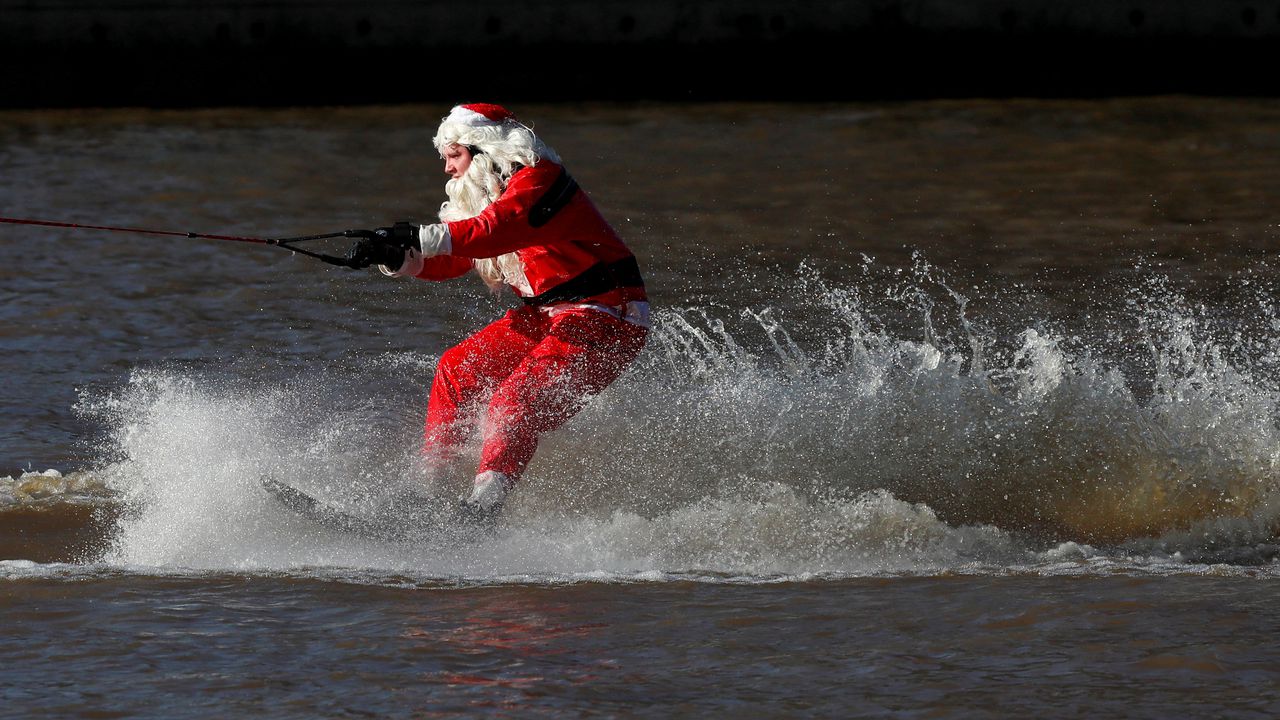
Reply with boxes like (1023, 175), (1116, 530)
(522, 255), (645, 307)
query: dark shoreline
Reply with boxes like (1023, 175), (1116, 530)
(4, 1), (1280, 108)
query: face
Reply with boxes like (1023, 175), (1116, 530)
(442, 144), (472, 180)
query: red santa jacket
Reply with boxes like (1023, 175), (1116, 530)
(406, 160), (646, 309)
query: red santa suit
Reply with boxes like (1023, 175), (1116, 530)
(384, 109), (648, 510)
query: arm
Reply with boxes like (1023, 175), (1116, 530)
(414, 163), (569, 260)
(380, 248), (472, 281)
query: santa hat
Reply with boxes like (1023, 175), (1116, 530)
(433, 101), (558, 165)
(442, 103), (518, 128)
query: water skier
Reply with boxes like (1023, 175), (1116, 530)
(346, 103), (649, 523)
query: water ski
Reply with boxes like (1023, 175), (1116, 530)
(260, 476), (410, 541)
(260, 476), (488, 541)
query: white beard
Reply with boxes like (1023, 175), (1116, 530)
(439, 162), (527, 293)
(438, 171), (492, 222)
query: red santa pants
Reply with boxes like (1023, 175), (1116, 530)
(423, 305), (648, 481)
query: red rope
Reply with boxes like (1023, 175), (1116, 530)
(0, 216), (271, 244)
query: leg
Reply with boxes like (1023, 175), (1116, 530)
(477, 310), (648, 482)
(422, 309), (542, 460)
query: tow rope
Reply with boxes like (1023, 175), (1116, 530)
(0, 215), (379, 268)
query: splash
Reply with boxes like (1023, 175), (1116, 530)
(541, 256), (1280, 555)
(46, 258), (1280, 577)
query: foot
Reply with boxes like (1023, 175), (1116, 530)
(456, 470), (512, 529)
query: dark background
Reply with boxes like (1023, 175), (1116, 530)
(3, 0), (1279, 108)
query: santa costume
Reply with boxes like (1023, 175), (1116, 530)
(380, 103), (649, 518)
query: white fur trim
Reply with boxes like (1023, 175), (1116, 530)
(467, 470), (511, 510)
(541, 301), (651, 328)
(379, 247), (424, 277)
(506, 256), (534, 296)
(418, 224), (452, 256)
(445, 106), (503, 128)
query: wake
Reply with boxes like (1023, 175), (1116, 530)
(16, 255), (1280, 577)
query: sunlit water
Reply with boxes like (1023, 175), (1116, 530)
(3, 99), (1280, 716)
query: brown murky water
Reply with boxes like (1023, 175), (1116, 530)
(3, 99), (1280, 716)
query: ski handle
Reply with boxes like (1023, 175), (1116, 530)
(271, 228), (385, 268)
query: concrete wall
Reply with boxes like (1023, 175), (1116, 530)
(2, 1), (1277, 107)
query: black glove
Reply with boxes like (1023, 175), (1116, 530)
(344, 221), (419, 269)
(373, 221), (419, 249)
(345, 237), (408, 269)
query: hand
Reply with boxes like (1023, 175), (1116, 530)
(345, 237), (407, 269)
(373, 221), (419, 249)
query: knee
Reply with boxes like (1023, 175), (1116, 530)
(485, 385), (523, 427)
(436, 344), (469, 375)
(485, 383), (541, 436)
(435, 344), (482, 389)
(488, 381), (571, 439)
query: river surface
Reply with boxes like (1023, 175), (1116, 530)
(3, 99), (1280, 717)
